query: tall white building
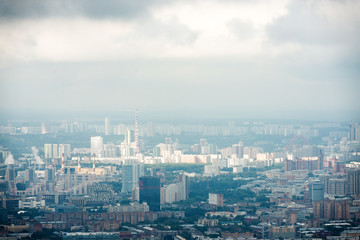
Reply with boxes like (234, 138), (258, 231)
(209, 193), (224, 206)
(44, 144), (53, 158)
(44, 144), (71, 159)
(105, 117), (111, 136)
(124, 129), (134, 145)
(162, 174), (189, 204)
(91, 136), (104, 157)
(59, 144), (71, 159)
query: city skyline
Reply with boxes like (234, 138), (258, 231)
(1, 1), (360, 238)
(1, 0), (359, 121)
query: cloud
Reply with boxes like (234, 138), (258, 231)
(134, 18), (198, 46)
(227, 19), (255, 39)
(267, 0), (360, 45)
(0, 0), (291, 63)
(0, 0), (168, 20)
(0, 0), (359, 121)
(265, 0), (360, 85)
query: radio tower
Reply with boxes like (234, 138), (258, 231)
(135, 109), (139, 153)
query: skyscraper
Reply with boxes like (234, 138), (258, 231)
(44, 144), (71, 159)
(178, 174), (190, 200)
(44, 144), (53, 158)
(58, 144), (71, 159)
(122, 161), (144, 193)
(105, 117), (111, 136)
(309, 181), (324, 202)
(91, 136), (104, 158)
(139, 176), (160, 211)
(349, 122), (360, 141)
(124, 129), (134, 145)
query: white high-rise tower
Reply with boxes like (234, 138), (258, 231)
(105, 117), (111, 136)
(91, 136), (104, 158)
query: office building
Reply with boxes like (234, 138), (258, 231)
(309, 181), (324, 202)
(349, 122), (360, 141)
(139, 176), (160, 211)
(91, 136), (104, 158)
(122, 161), (144, 193)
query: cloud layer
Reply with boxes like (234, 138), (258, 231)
(0, 0), (359, 120)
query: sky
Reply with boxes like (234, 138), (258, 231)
(0, 0), (359, 121)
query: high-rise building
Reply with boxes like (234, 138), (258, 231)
(45, 168), (56, 192)
(284, 156), (323, 171)
(52, 144), (58, 159)
(349, 122), (360, 141)
(313, 198), (351, 220)
(44, 144), (53, 158)
(122, 161), (144, 193)
(178, 174), (190, 200)
(324, 177), (347, 196)
(124, 129), (134, 145)
(347, 169), (360, 195)
(25, 169), (35, 182)
(232, 142), (244, 158)
(161, 174), (190, 204)
(147, 121), (155, 137)
(139, 176), (160, 211)
(45, 168), (55, 181)
(105, 117), (111, 136)
(91, 136), (104, 158)
(44, 144), (71, 159)
(209, 193), (224, 207)
(309, 181), (324, 202)
(59, 144), (71, 159)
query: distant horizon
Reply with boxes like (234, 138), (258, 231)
(0, 108), (359, 123)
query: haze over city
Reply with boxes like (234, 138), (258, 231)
(1, 1), (360, 240)
(1, 0), (360, 121)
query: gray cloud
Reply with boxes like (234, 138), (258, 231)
(267, 0), (360, 45)
(227, 19), (255, 39)
(266, 0), (360, 81)
(0, 0), (359, 121)
(134, 18), (199, 46)
(0, 0), (167, 20)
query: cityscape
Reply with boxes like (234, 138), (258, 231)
(0, 116), (360, 239)
(1, 0), (360, 239)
